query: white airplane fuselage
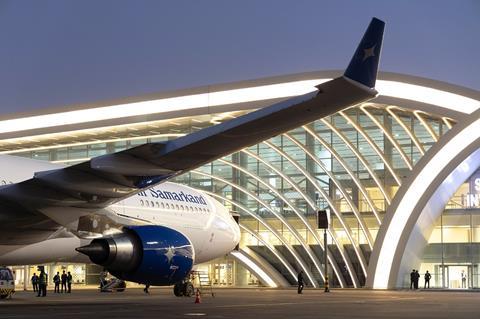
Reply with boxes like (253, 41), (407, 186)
(0, 155), (241, 266)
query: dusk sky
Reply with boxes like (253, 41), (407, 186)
(0, 0), (478, 116)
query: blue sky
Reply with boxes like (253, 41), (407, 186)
(0, 0), (478, 115)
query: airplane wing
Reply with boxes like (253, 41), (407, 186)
(0, 18), (385, 243)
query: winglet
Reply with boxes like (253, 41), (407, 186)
(344, 17), (385, 88)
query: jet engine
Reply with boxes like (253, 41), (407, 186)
(76, 225), (194, 286)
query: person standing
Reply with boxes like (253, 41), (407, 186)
(297, 270), (304, 294)
(53, 272), (60, 293)
(410, 269), (415, 289)
(31, 273), (38, 293)
(61, 270), (67, 293)
(100, 269), (108, 289)
(414, 270), (420, 289)
(424, 270), (431, 289)
(144, 284), (150, 294)
(461, 270), (467, 288)
(67, 271), (72, 293)
(37, 269), (47, 297)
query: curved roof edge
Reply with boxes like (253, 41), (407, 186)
(1, 70), (478, 121)
(0, 71), (478, 140)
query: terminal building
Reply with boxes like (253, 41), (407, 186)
(2, 70), (480, 290)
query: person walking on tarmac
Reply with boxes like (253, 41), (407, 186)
(53, 272), (61, 293)
(31, 273), (38, 293)
(61, 270), (67, 293)
(297, 270), (304, 294)
(424, 270), (431, 289)
(37, 269), (47, 297)
(67, 271), (73, 293)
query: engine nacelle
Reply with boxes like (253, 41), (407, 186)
(76, 225), (194, 285)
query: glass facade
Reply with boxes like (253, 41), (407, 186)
(418, 175), (480, 289)
(6, 101), (470, 289)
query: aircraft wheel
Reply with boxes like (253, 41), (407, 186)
(183, 282), (194, 297)
(117, 281), (126, 292)
(173, 283), (184, 297)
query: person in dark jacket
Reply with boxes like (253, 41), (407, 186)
(31, 273), (38, 293)
(37, 270), (47, 297)
(414, 270), (420, 289)
(67, 271), (73, 293)
(53, 272), (60, 293)
(410, 269), (415, 289)
(424, 270), (431, 289)
(297, 270), (304, 294)
(61, 270), (67, 293)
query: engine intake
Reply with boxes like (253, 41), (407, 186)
(76, 225), (194, 285)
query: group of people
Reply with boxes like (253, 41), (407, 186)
(410, 269), (431, 289)
(31, 269), (73, 296)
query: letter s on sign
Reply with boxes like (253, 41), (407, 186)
(475, 178), (480, 192)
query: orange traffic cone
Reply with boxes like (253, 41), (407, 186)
(194, 288), (201, 304)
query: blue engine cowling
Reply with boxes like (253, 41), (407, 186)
(76, 225), (194, 286)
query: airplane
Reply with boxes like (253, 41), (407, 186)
(0, 17), (384, 295)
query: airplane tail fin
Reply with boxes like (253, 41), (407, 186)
(344, 17), (385, 88)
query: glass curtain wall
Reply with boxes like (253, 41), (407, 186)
(9, 104), (451, 288)
(420, 178), (480, 289)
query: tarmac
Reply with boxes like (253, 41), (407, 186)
(1, 287), (480, 319)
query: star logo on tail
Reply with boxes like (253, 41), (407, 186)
(362, 44), (376, 61)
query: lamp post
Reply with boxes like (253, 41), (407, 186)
(317, 209), (330, 292)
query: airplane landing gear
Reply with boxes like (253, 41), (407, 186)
(173, 281), (195, 297)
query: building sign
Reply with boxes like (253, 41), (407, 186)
(462, 170), (480, 208)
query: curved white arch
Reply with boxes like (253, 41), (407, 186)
(302, 125), (381, 222)
(218, 156), (349, 285)
(263, 140), (368, 280)
(204, 191), (308, 285)
(240, 148), (351, 287)
(386, 107), (425, 156)
(239, 223), (297, 284)
(1, 72), (479, 141)
(360, 106), (413, 170)
(191, 170), (320, 287)
(414, 111), (439, 142)
(340, 110), (403, 185)
(321, 118), (392, 204)
(367, 108), (480, 289)
(230, 250), (278, 288)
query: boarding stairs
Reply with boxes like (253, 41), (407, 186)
(193, 271), (215, 297)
